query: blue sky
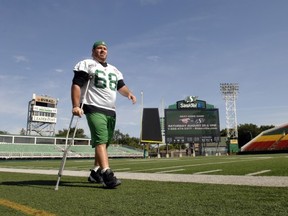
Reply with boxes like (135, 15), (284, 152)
(1, 0), (288, 138)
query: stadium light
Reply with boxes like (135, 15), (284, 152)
(220, 83), (239, 139)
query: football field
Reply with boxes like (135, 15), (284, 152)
(1, 154), (288, 215)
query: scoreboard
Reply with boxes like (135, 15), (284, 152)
(165, 109), (220, 143)
(30, 94), (58, 123)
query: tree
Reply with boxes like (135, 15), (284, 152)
(236, 124), (274, 148)
(220, 124), (275, 148)
(113, 129), (123, 144)
(20, 128), (26, 135)
(220, 129), (227, 137)
(259, 125), (275, 132)
(112, 129), (140, 148)
(55, 127), (87, 138)
(0, 130), (9, 135)
(237, 123), (259, 148)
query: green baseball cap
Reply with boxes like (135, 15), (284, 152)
(92, 41), (107, 49)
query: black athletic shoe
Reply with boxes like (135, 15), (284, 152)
(88, 169), (104, 184)
(102, 169), (121, 188)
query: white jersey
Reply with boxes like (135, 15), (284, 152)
(73, 59), (124, 111)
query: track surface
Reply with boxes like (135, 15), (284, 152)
(1, 168), (288, 187)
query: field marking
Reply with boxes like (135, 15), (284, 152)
(1, 168), (288, 187)
(113, 159), (181, 166)
(156, 169), (185, 173)
(0, 199), (55, 216)
(241, 157), (273, 159)
(246, 170), (271, 176)
(70, 160), (93, 162)
(193, 169), (222, 175)
(114, 168), (131, 171)
(133, 157), (271, 172)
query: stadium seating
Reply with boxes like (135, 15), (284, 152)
(273, 136), (288, 150)
(241, 123), (288, 152)
(0, 134), (142, 159)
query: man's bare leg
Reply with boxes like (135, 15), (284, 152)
(87, 144), (108, 184)
(95, 144), (121, 188)
(95, 144), (109, 170)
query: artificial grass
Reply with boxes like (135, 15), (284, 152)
(1, 172), (288, 216)
(1, 154), (288, 176)
(1, 155), (288, 215)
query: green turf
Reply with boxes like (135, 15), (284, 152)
(1, 172), (288, 216)
(1, 154), (288, 215)
(1, 154), (288, 176)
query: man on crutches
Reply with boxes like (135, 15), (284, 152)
(71, 41), (136, 188)
(55, 72), (92, 191)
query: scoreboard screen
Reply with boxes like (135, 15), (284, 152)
(164, 109), (220, 143)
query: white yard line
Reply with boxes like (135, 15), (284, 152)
(114, 168), (131, 171)
(193, 169), (222, 175)
(133, 157), (271, 172)
(246, 170), (271, 176)
(156, 169), (185, 173)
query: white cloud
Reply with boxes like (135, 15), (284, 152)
(0, 74), (26, 81)
(13, 55), (29, 63)
(55, 69), (64, 73)
(146, 55), (161, 62)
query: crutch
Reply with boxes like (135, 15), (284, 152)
(55, 74), (93, 190)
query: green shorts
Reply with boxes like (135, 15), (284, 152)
(86, 112), (116, 148)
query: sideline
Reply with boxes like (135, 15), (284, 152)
(0, 199), (56, 216)
(1, 167), (288, 187)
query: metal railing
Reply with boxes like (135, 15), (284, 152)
(0, 134), (142, 159)
(0, 134), (91, 145)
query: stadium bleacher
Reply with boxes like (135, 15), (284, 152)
(241, 123), (288, 152)
(0, 134), (143, 159)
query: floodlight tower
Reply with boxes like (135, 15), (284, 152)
(220, 83), (239, 139)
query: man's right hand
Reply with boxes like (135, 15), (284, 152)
(72, 107), (83, 117)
